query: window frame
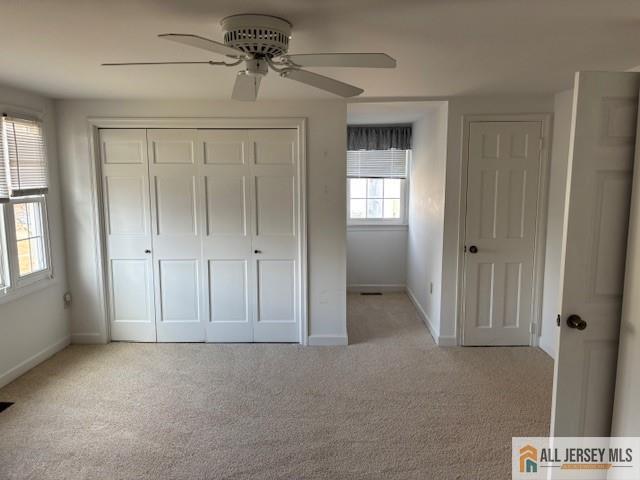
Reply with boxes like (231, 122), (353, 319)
(347, 150), (411, 226)
(0, 194), (53, 293)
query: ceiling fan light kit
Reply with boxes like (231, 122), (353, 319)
(103, 13), (396, 101)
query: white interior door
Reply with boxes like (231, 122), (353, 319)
(250, 130), (300, 342)
(147, 129), (206, 342)
(551, 71), (640, 437)
(611, 93), (640, 436)
(100, 129), (156, 341)
(200, 130), (254, 342)
(462, 121), (542, 346)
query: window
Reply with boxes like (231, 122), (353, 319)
(0, 115), (51, 297)
(12, 198), (48, 277)
(347, 149), (410, 224)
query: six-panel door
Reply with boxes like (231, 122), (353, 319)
(100, 129), (156, 341)
(147, 130), (206, 342)
(100, 128), (300, 343)
(463, 121), (542, 346)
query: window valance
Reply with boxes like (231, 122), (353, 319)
(347, 125), (412, 151)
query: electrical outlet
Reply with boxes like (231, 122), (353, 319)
(63, 291), (72, 308)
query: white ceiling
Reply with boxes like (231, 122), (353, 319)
(2, 0), (640, 100)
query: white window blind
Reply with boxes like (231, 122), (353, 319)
(1, 115), (49, 201)
(347, 149), (408, 179)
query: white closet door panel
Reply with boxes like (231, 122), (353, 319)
(206, 175), (247, 237)
(105, 176), (147, 236)
(100, 129), (156, 342)
(204, 134), (246, 165)
(148, 129), (206, 342)
(255, 175), (295, 237)
(254, 130), (295, 165)
(257, 260), (295, 321)
(110, 259), (152, 322)
(154, 175), (198, 236)
(159, 260), (200, 322)
(199, 130), (254, 342)
(250, 130), (299, 342)
(209, 260), (249, 322)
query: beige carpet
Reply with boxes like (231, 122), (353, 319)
(0, 293), (553, 479)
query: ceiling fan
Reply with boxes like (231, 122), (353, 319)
(102, 14), (396, 101)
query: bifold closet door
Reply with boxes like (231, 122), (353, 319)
(147, 129), (206, 342)
(101, 128), (300, 343)
(200, 129), (300, 343)
(250, 130), (299, 342)
(200, 130), (255, 342)
(100, 129), (156, 341)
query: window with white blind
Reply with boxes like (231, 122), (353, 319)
(347, 149), (410, 224)
(0, 114), (51, 297)
(0, 115), (49, 199)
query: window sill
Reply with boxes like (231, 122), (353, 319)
(347, 224), (408, 232)
(0, 276), (59, 306)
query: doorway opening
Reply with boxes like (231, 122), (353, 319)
(345, 101), (448, 343)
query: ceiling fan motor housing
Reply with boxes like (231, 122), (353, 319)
(221, 14), (292, 58)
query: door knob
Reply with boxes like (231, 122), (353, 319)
(468, 245), (478, 254)
(566, 314), (587, 330)
(145, 249), (151, 254)
(254, 250), (262, 254)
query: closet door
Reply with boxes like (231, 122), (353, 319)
(200, 130), (254, 342)
(147, 130), (206, 342)
(251, 129), (299, 342)
(100, 129), (156, 341)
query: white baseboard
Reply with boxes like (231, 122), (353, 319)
(406, 286), (438, 343)
(347, 284), (406, 293)
(71, 332), (105, 344)
(437, 336), (458, 347)
(0, 335), (70, 389)
(308, 334), (349, 346)
(406, 286), (457, 346)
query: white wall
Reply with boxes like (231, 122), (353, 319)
(539, 89), (573, 358)
(406, 103), (449, 342)
(347, 226), (407, 291)
(439, 95), (555, 344)
(55, 99), (348, 346)
(0, 84), (70, 388)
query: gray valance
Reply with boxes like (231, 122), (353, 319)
(347, 125), (412, 151)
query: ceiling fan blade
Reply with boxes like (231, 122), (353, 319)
(159, 33), (246, 58)
(280, 69), (364, 97)
(284, 53), (396, 68)
(102, 61), (214, 66)
(232, 72), (261, 101)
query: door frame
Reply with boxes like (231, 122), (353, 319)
(87, 117), (308, 345)
(456, 113), (552, 346)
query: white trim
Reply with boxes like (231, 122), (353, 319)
(347, 224), (408, 232)
(456, 113), (552, 347)
(347, 284), (405, 293)
(437, 336), (458, 347)
(0, 335), (69, 389)
(0, 277), (58, 305)
(87, 116), (308, 345)
(308, 334), (348, 346)
(70, 332), (104, 344)
(406, 285), (438, 344)
(407, 286), (458, 346)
